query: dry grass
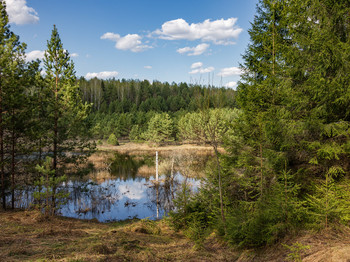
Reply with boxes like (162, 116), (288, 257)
(97, 142), (222, 156)
(236, 227), (350, 262)
(0, 210), (237, 262)
(1, 210), (350, 261)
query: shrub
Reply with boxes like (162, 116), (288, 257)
(107, 133), (119, 145)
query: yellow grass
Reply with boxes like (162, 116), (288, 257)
(0, 210), (237, 262)
(97, 142), (223, 156)
(1, 210), (350, 261)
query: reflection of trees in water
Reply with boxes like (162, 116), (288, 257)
(146, 152), (203, 218)
(147, 172), (194, 218)
(13, 151), (205, 221)
(110, 153), (141, 179)
(88, 152), (151, 181)
(65, 179), (119, 217)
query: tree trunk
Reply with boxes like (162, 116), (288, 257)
(214, 144), (226, 225)
(11, 126), (15, 209)
(260, 143), (263, 197)
(52, 69), (59, 214)
(0, 83), (4, 210)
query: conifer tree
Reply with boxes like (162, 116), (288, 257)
(43, 25), (93, 178)
(0, 1), (27, 209)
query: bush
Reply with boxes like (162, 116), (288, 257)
(107, 133), (119, 145)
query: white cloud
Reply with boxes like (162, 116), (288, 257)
(224, 81), (237, 88)
(5, 0), (39, 25)
(100, 32), (120, 41)
(177, 43), (209, 56)
(101, 32), (152, 52)
(217, 67), (242, 77)
(85, 71), (119, 79)
(189, 62), (214, 74)
(71, 53), (79, 58)
(191, 62), (203, 69)
(189, 66), (214, 75)
(144, 65), (152, 69)
(154, 18), (243, 45)
(25, 50), (45, 61)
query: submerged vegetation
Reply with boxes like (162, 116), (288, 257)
(1, 0), (350, 261)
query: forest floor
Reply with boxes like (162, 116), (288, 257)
(0, 210), (237, 262)
(1, 210), (350, 262)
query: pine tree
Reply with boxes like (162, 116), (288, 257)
(43, 25), (94, 179)
(0, 1), (27, 209)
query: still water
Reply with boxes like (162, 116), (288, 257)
(17, 151), (209, 222)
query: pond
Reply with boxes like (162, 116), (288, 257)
(15, 150), (212, 222)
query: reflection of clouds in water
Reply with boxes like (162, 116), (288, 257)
(14, 151), (205, 222)
(118, 181), (148, 200)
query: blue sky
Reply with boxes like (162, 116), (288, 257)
(6, 0), (259, 88)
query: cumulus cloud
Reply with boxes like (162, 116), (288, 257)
(177, 43), (209, 56)
(189, 66), (214, 75)
(25, 50), (45, 61)
(5, 0), (39, 25)
(217, 67), (242, 77)
(101, 32), (152, 52)
(191, 62), (203, 69)
(224, 81), (237, 88)
(71, 53), (79, 58)
(85, 71), (119, 79)
(154, 18), (242, 45)
(144, 65), (152, 69)
(189, 62), (214, 74)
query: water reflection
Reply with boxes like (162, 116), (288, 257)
(14, 151), (208, 222)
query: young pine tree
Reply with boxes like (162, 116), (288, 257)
(43, 25), (94, 176)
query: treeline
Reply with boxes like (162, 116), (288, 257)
(81, 78), (236, 141)
(0, 2), (93, 212)
(171, 0), (350, 248)
(80, 78), (235, 113)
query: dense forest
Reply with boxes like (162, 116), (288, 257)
(79, 78), (236, 142)
(1, 0), (350, 255)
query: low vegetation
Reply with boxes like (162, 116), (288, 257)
(1, 210), (350, 261)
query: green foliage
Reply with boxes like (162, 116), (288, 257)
(107, 133), (119, 146)
(170, 180), (214, 248)
(178, 108), (238, 144)
(282, 242), (310, 262)
(129, 125), (142, 141)
(306, 174), (350, 228)
(143, 113), (174, 144)
(43, 25), (95, 175)
(0, 1), (39, 209)
(225, 170), (306, 247)
(139, 218), (161, 235)
(33, 157), (69, 216)
(211, 0), (350, 247)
